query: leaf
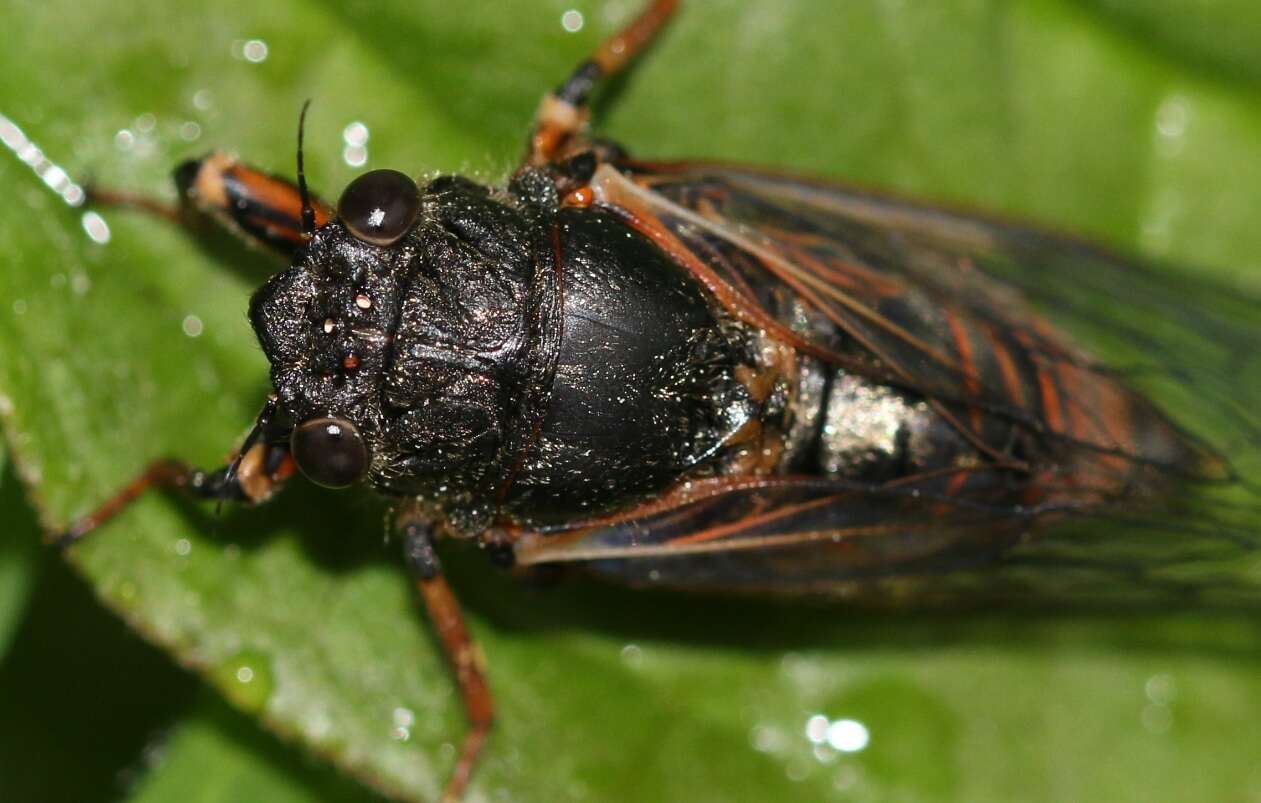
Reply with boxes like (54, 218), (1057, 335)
(1075, 0), (1261, 85)
(0, 545), (198, 802)
(125, 694), (381, 803)
(2, 1), (1261, 802)
(0, 454), (40, 655)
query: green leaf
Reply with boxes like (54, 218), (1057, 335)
(2, 1), (1261, 802)
(0, 549), (197, 802)
(0, 455), (40, 656)
(126, 694), (381, 803)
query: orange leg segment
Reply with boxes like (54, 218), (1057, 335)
(87, 150), (333, 259)
(400, 521), (495, 803)
(526, 0), (679, 165)
(55, 441), (295, 547)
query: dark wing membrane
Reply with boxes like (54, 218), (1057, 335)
(514, 471), (1261, 605)
(601, 161), (1254, 477)
(515, 162), (1261, 603)
(515, 472), (1027, 592)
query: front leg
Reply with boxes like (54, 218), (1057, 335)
(56, 399), (294, 546)
(89, 151), (334, 260)
(399, 517), (495, 803)
(55, 441), (295, 547)
(87, 104), (332, 258)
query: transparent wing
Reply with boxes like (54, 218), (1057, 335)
(511, 161), (1261, 603)
(603, 161), (1257, 476)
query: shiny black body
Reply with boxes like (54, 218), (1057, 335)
(203, 5), (1249, 605)
(250, 172), (756, 535)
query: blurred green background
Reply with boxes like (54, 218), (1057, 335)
(2, 1), (1261, 801)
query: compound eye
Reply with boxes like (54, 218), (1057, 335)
(290, 417), (370, 489)
(338, 169), (421, 246)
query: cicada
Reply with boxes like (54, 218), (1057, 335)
(55, 0), (1261, 799)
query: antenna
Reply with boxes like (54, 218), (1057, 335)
(297, 99), (315, 236)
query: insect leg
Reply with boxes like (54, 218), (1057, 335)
(88, 152), (333, 259)
(54, 441), (296, 547)
(400, 519), (495, 803)
(525, 0), (678, 165)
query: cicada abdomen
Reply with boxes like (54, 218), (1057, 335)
(513, 162), (1261, 606)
